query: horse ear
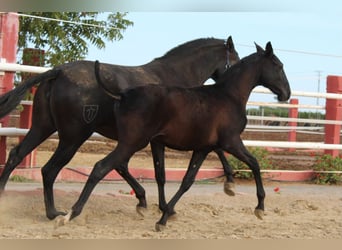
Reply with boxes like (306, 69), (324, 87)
(265, 42), (274, 57)
(226, 36), (235, 52)
(255, 42), (264, 53)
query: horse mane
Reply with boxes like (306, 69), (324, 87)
(239, 52), (259, 64)
(155, 38), (225, 60)
(214, 52), (260, 86)
(230, 51), (262, 70)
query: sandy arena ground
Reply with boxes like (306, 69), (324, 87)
(0, 180), (341, 239)
(1, 133), (341, 239)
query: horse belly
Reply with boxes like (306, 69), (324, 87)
(158, 124), (217, 151)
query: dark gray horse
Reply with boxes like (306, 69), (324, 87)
(0, 37), (239, 220)
(58, 41), (290, 231)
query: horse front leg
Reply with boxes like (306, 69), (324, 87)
(213, 148), (235, 196)
(155, 149), (209, 232)
(223, 138), (265, 219)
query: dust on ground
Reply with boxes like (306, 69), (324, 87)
(0, 181), (341, 239)
(1, 133), (341, 239)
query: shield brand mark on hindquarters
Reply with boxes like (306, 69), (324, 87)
(83, 105), (99, 124)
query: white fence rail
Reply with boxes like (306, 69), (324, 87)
(1, 62), (341, 152)
(0, 62), (50, 74)
(253, 86), (342, 100)
(247, 115), (342, 125)
(1, 127), (341, 151)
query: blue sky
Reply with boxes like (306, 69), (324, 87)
(85, 11), (341, 108)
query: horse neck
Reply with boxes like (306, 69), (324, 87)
(219, 55), (262, 107)
(149, 45), (225, 87)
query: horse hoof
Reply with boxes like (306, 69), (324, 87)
(254, 209), (264, 220)
(47, 211), (67, 220)
(54, 211), (72, 228)
(54, 216), (67, 228)
(136, 206), (147, 217)
(155, 223), (166, 232)
(224, 182), (235, 196)
(168, 212), (177, 221)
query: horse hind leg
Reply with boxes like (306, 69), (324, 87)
(114, 161), (147, 216)
(155, 149), (210, 232)
(0, 78), (56, 193)
(56, 144), (135, 225)
(41, 135), (91, 220)
(150, 142), (171, 214)
(0, 126), (55, 193)
(213, 149), (235, 196)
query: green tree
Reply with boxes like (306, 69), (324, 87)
(18, 12), (133, 66)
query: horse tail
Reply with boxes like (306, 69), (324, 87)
(0, 68), (60, 119)
(94, 60), (122, 100)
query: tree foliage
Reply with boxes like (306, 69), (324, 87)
(18, 12), (133, 66)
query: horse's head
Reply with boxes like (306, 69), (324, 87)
(211, 36), (240, 81)
(255, 42), (291, 102)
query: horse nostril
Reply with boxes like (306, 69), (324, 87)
(277, 93), (288, 102)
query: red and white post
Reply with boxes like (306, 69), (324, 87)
(287, 98), (298, 152)
(324, 76), (342, 157)
(0, 12), (19, 165)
